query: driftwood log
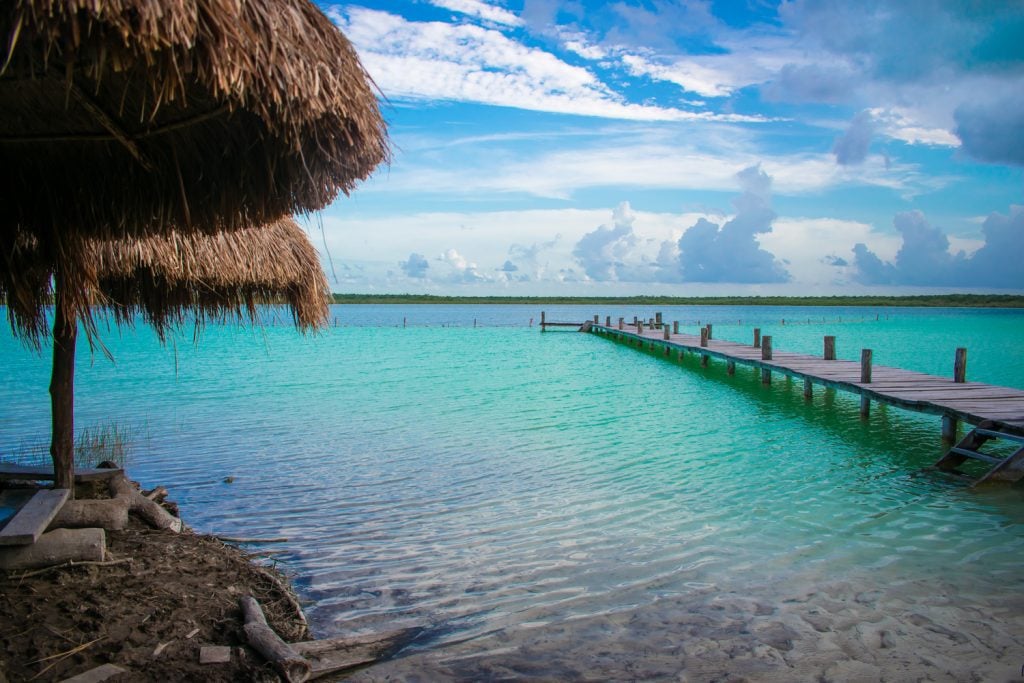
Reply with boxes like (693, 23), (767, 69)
(240, 595), (311, 683)
(0, 528), (105, 571)
(294, 627), (423, 680)
(47, 498), (129, 531)
(109, 474), (182, 533)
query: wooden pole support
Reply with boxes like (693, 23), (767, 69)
(637, 320), (643, 333)
(706, 324), (713, 340)
(633, 315), (638, 325)
(240, 596), (311, 682)
(673, 321), (679, 334)
(941, 415), (958, 443)
(861, 349), (873, 383)
(663, 325), (670, 340)
(701, 354), (709, 367)
(656, 312), (662, 325)
(824, 335), (836, 360)
(700, 327), (708, 347)
(954, 347), (967, 383)
(860, 395), (871, 417)
(803, 379), (813, 400)
(761, 335), (772, 384)
(541, 311), (545, 327)
(618, 317), (624, 330)
(753, 328), (761, 348)
(606, 316), (611, 327)
(593, 315), (599, 324)
(727, 361), (735, 375)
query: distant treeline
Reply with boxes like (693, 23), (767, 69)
(331, 293), (1024, 307)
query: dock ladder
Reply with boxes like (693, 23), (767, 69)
(935, 421), (1024, 486)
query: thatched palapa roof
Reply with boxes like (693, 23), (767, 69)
(2, 218), (330, 344)
(0, 0), (389, 245)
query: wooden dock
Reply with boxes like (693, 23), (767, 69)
(573, 313), (1024, 484)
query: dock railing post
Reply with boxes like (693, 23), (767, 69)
(606, 315), (611, 327)
(594, 314), (599, 324)
(663, 324), (670, 340)
(945, 347), (968, 442)
(637, 320), (643, 334)
(673, 321), (679, 334)
(761, 335), (772, 384)
(860, 349), (873, 417)
(700, 327), (708, 347)
(706, 324), (713, 340)
(824, 336), (835, 360)
(618, 317), (624, 330)
(754, 328), (761, 348)
(656, 312), (663, 326)
(954, 348), (967, 383)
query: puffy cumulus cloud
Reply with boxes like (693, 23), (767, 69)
(954, 91), (1024, 166)
(571, 202), (638, 280)
(438, 248), (491, 283)
(399, 252), (430, 278)
(832, 110), (875, 165)
(508, 237), (559, 280)
(429, 0), (523, 27)
(851, 207), (1024, 289)
(674, 165), (790, 283)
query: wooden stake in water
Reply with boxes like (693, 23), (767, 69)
(663, 325), (670, 340)
(860, 349), (873, 417)
(673, 321), (679, 334)
(700, 327), (708, 348)
(754, 328), (761, 348)
(824, 336), (835, 360)
(761, 335), (772, 384)
(954, 348), (967, 383)
(618, 317), (624, 330)
(705, 324), (713, 340)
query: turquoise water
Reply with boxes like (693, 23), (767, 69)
(2, 305), (1024, 671)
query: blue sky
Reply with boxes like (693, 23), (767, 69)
(312, 0), (1024, 295)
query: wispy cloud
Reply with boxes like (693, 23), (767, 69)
(430, 0), (523, 27)
(327, 6), (765, 122)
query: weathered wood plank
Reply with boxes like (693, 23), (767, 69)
(0, 489), (70, 546)
(0, 465), (123, 482)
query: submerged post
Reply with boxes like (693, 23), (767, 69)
(803, 378), (813, 400)
(754, 328), (761, 348)
(761, 335), (772, 384)
(954, 348), (967, 383)
(824, 336), (836, 360)
(727, 360), (736, 375)
(860, 349), (873, 417)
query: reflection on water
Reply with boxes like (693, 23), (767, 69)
(2, 305), (1023, 678)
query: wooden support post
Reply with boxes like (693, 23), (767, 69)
(701, 354), (709, 367)
(753, 328), (761, 348)
(824, 336), (835, 360)
(941, 415), (958, 443)
(860, 395), (871, 417)
(541, 311), (545, 327)
(618, 317), (624, 330)
(594, 314), (599, 324)
(663, 325), (670, 340)
(664, 344), (670, 356)
(637, 320), (643, 333)
(673, 321), (679, 334)
(761, 335), (772, 384)
(954, 348), (967, 383)
(861, 349), (873, 383)
(633, 315), (638, 325)
(606, 316), (611, 327)
(803, 378), (813, 400)
(656, 312), (663, 325)
(727, 361), (735, 375)
(706, 324), (713, 340)
(677, 349), (684, 361)
(700, 327), (708, 347)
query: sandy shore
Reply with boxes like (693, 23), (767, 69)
(351, 570), (1024, 682)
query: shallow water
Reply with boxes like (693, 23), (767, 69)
(2, 305), (1023, 678)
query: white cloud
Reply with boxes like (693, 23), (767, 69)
(327, 6), (764, 122)
(430, 0), (523, 27)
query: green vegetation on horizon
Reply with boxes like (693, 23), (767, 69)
(332, 293), (1024, 308)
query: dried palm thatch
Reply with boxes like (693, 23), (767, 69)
(1, 217), (329, 492)
(2, 217), (330, 343)
(0, 0), (389, 246)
